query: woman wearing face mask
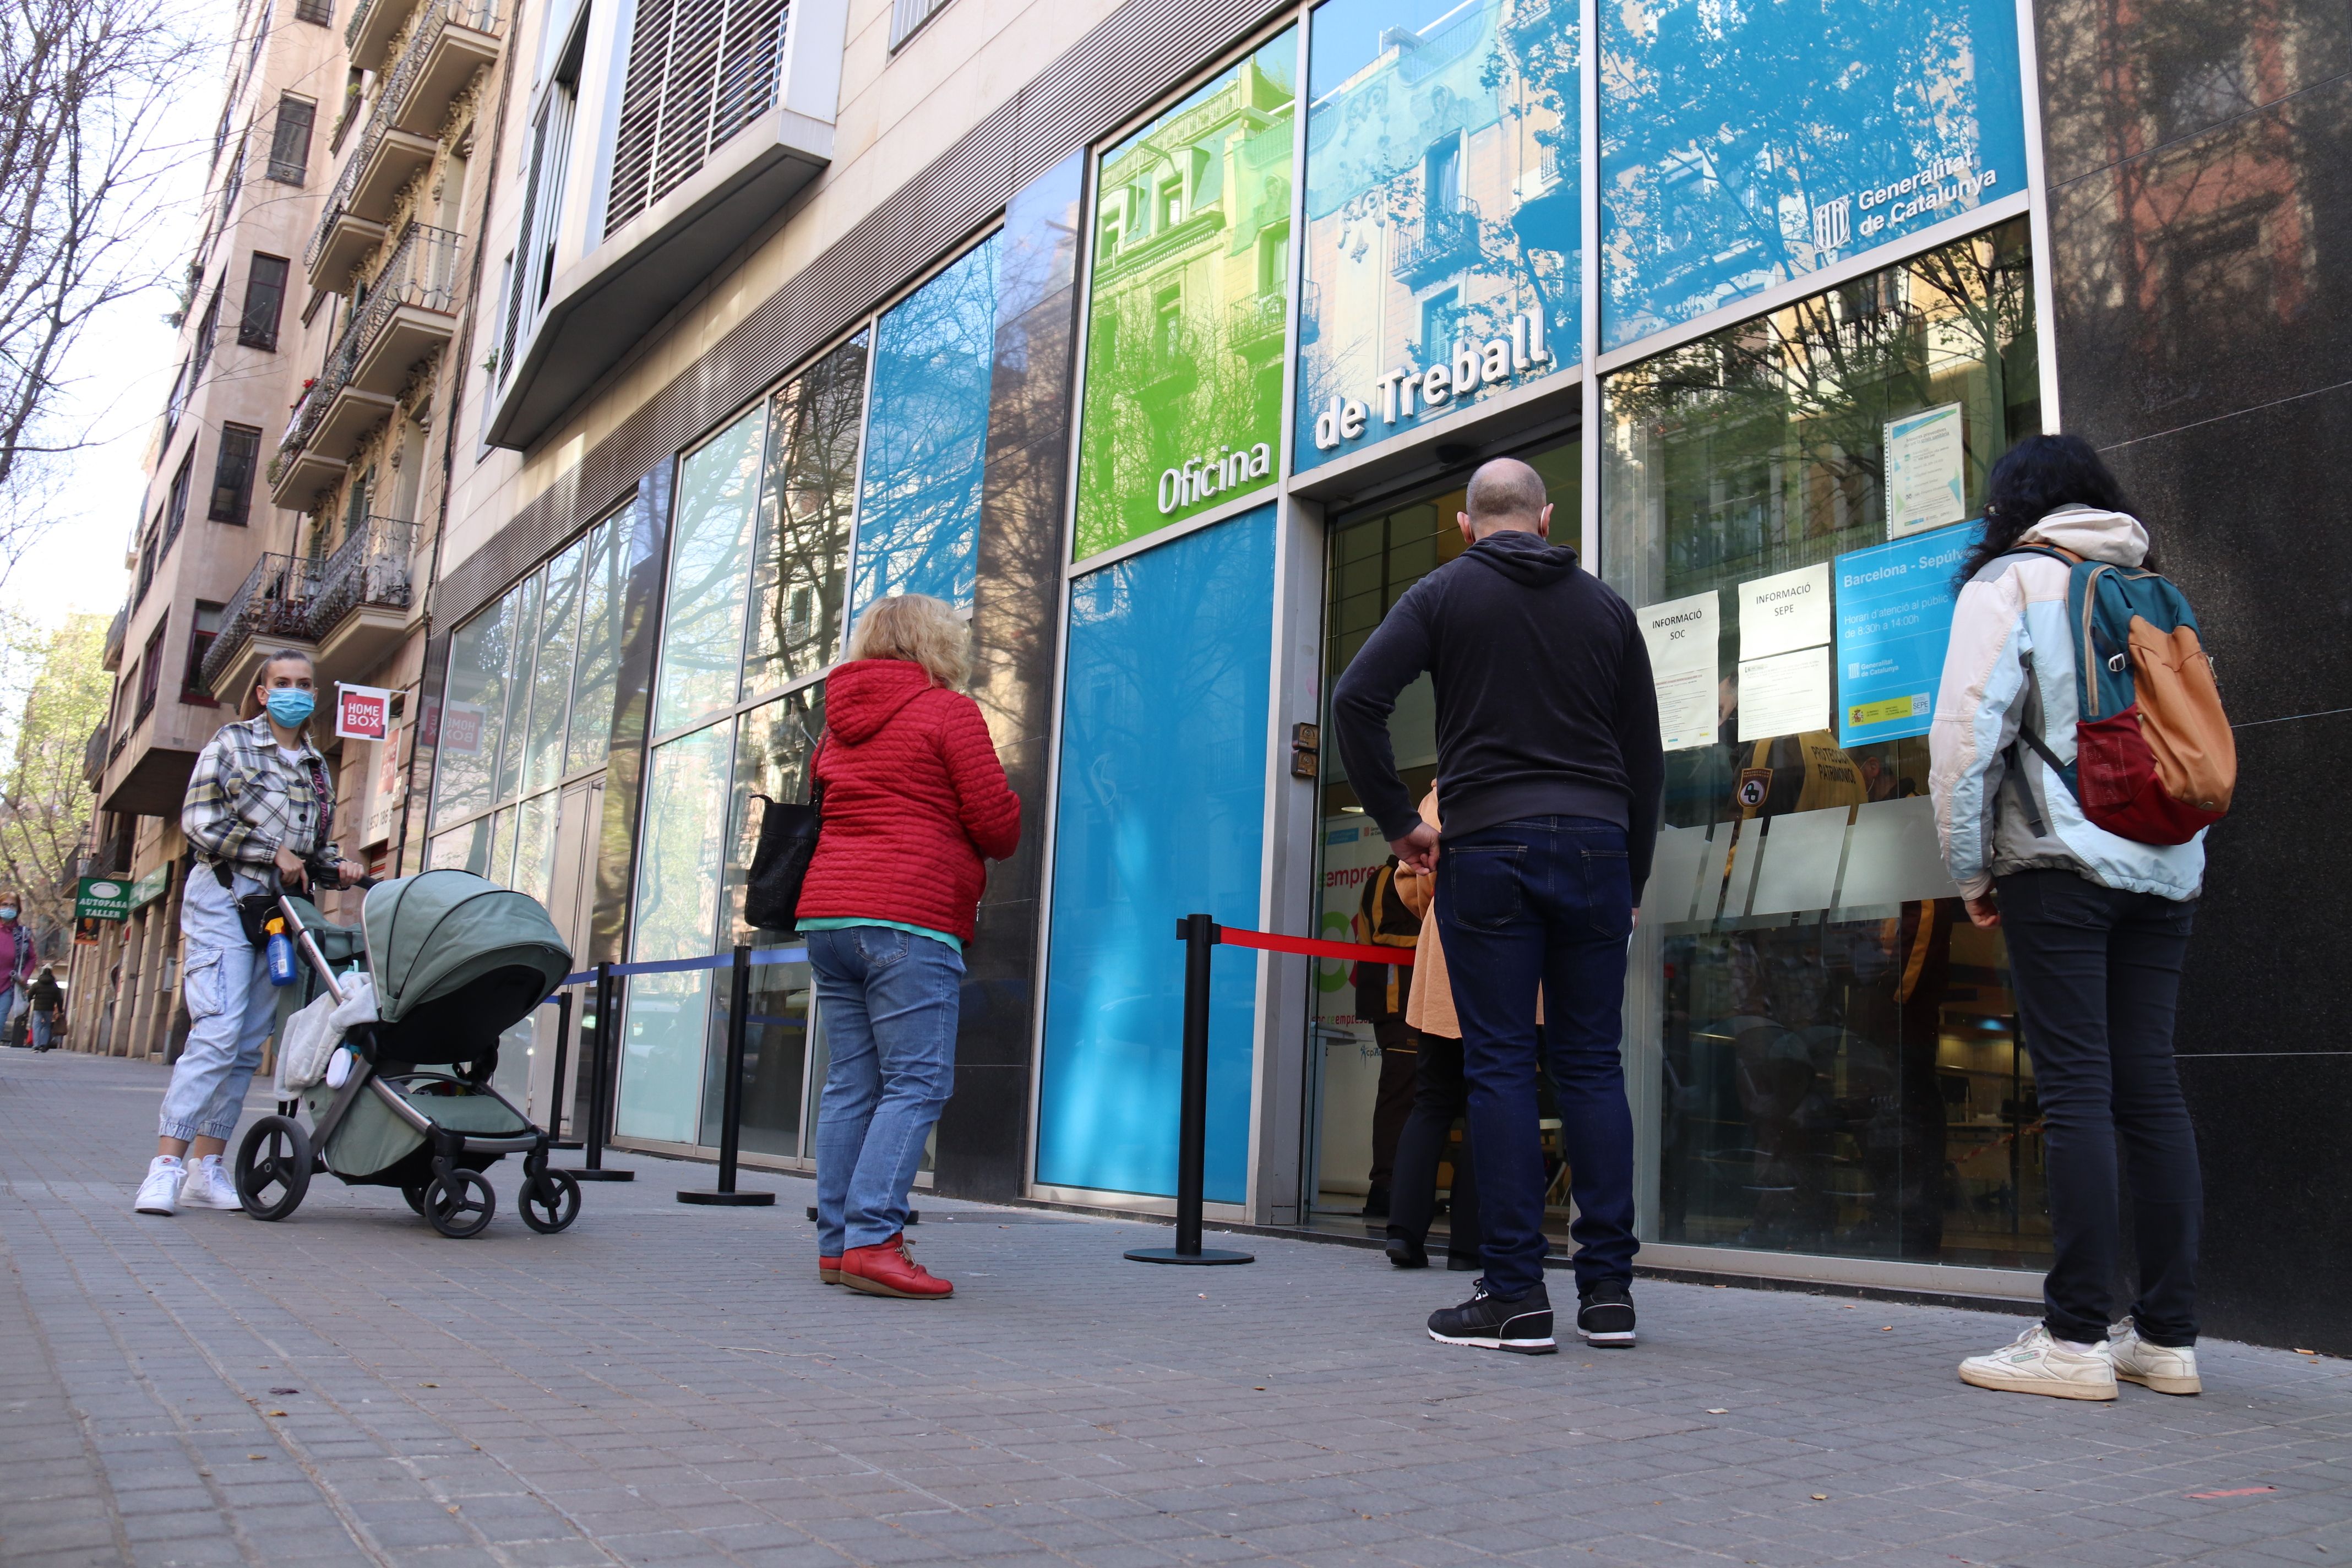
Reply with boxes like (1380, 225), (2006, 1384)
(134, 650), (363, 1216)
(0, 891), (39, 1047)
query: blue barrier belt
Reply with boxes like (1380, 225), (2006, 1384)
(543, 945), (809, 1000)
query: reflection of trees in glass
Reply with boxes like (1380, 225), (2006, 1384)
(524, 540), (584, 794)
(657, 411), (766, 732)
(434, 591), (516, 824)
(1074, 41), (1294, 560)
(746, 333), (868, 694)
(493, 573), (544, 802)
(634, 723), (732, 963)
(565, 512), (628, 776)
(726, 684), (824, 945)
(1602, 0), (2010, 340)
(1608, 220), (2033, 594)
(854, 241), (997, 613)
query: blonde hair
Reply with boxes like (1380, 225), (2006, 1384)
(847, 594), (968, 688)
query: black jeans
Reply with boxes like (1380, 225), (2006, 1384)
(1998, 869), (2200, 1347)
(1387, 1032), (1480, 1260)
(1366, 1017), (1419, 1190)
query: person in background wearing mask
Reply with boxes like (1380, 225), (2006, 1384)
(134, 650), (363, 1217)
(28, 962), (63, 1050)
(0, 892), (39, 1047)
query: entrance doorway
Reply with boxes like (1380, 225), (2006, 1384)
(1304, 437), (1580, 1238)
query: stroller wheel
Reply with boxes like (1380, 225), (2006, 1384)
(421, 1169), (495, 1238)
(236, 1117), (312, 1221)
(519, 1168), (581, 1234)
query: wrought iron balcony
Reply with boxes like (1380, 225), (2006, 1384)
(1393, 199), (1483, 289)
(306, 515), (416, 641)
(83, 722), (108, 788)
(1228, 291), (1287, 356)
(282, 222), (463, 461)
(200, 553), (320, 696)
(101, 607), (127, 671)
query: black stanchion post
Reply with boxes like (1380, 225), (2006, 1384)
(680, 946), (774, 1206)
(1126, 913), (1253, 1266)
(565, 961), (634, 1182)
(549, 990), (581, 1150)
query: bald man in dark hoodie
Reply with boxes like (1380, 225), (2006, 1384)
(1331, 458), (1663, 1355)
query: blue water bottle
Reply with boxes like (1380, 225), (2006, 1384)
(265, 919), (297, 987)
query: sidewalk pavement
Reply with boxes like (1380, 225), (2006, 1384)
(3, 1049), (2346, 1568)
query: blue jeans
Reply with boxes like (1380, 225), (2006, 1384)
(1436, 815), (1638, 1298)
(159, 868), (279, 1143)
(30, 1010), (52, 1048)
(809, 925), (962, 1255)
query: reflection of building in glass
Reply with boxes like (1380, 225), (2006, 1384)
(1295, 0), (1578, 469)
(1075, 43), (1295, 558)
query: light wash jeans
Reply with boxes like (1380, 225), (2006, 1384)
(158, 868), (280, 1144)
(808, 924), (961, 1255)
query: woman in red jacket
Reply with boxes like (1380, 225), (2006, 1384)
(800, 594), (1021, 1298)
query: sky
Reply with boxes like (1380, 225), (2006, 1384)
(5, 8), (237, 630)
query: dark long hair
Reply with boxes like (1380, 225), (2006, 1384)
(1957, 433), (2143, 582)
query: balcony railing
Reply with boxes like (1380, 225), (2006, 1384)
(306, 515), (417, 639)
(101, 607), (127, 671)
(308, 0), (502, 274)
(1393, 199), (1483, 288)
(82, 723), (108, 789)
(282, 222), (464, 456)
(200, 553), (319, 695)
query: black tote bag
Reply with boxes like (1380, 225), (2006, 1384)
(743, 741), (825, 931)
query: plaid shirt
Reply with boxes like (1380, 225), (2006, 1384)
(181, 715), (332, 870)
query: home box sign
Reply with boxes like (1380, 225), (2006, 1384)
(335, 683), (391, 742)
(1310, 307), (1558, 454)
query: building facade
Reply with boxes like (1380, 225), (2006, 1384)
(90, 0), (2350, 1351)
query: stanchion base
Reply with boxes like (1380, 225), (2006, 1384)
(551, 1140), (584, 1151)
(1125, 1246), (1255, 1265)
(678, 1190), (775, 1206)
(560, 1168), (635, 1182)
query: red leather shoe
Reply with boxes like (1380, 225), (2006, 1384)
(819, 1257), (841, 1284)
(839, 1234), (952, 1298)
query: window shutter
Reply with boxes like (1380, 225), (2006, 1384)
(268, 95), (315, 183)
(239, 254), (289, 350)
(604, 0), (788, 236)
(210, 425), (263, 524)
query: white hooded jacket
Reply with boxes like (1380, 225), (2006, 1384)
(1927, 504), (2205, 902)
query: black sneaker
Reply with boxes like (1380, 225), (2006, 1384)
(1384, 1229), (1428, 1268)
(1577, 1280), (1637, 1347)
(1427, 1280), (1556, 1354)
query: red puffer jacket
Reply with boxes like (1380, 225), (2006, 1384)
(796, 658), (1022, 943)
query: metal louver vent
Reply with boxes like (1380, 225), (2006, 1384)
(888, 0), (949, 50)
(605, 0), (789, 237)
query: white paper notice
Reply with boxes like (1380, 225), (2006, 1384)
(1637, 592), (1719, 752)
(1738, 646), (1832, 741)
(1885, 402), (1967, 538)
(1738, 563), (1832, 658)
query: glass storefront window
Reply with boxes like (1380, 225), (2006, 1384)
(433, 592), (516, 824)
(492, 570), (543, 803)
(1308, 439), (1580, 1221)
(744, 334), (868, 696)
(1073, 34), (1297, 560)
(1296, 0), (1580, 471)
(522, 539), (585, 794)
(853, 238), (999, 614)
(655, 409), (768, 736)
(427, 815), (490, 873)
(512, 788), (558, 908)
(703, 685), (826, 1156)
(1600, 219), (2046, 1268)
(620, 720), (734, 1142)
(567, 511), (628, 776)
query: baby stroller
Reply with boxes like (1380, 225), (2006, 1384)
(233, 869), (584, 1238)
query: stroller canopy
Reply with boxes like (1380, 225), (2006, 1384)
(362, 870), (572, 1032)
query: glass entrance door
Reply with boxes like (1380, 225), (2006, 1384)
(1306, 438), (1580, 1234)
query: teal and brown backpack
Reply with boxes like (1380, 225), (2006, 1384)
(2009, 546), (2236, 845)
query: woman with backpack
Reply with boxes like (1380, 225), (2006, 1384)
(1929, 434), (2227, 1401)
(797, 595), (1021, 1299)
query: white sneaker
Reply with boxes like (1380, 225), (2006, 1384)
(179, 1155), (243, 1211)
(134, 1157), (186, 1216)
(1958, 1323), (2117, 1400)
(2110, 1321), (2202, 1395)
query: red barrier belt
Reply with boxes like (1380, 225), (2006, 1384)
(1216, 926), (1416, 966)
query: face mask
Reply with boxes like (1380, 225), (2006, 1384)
(0, 908), (17, 922)
(265, 688), (315, 728)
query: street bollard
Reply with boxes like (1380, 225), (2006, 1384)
(679, 946), (774, 1206)
(1125, 913), (1253, 1266)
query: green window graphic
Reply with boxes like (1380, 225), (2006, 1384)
(1072, 31), (1298, 562)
